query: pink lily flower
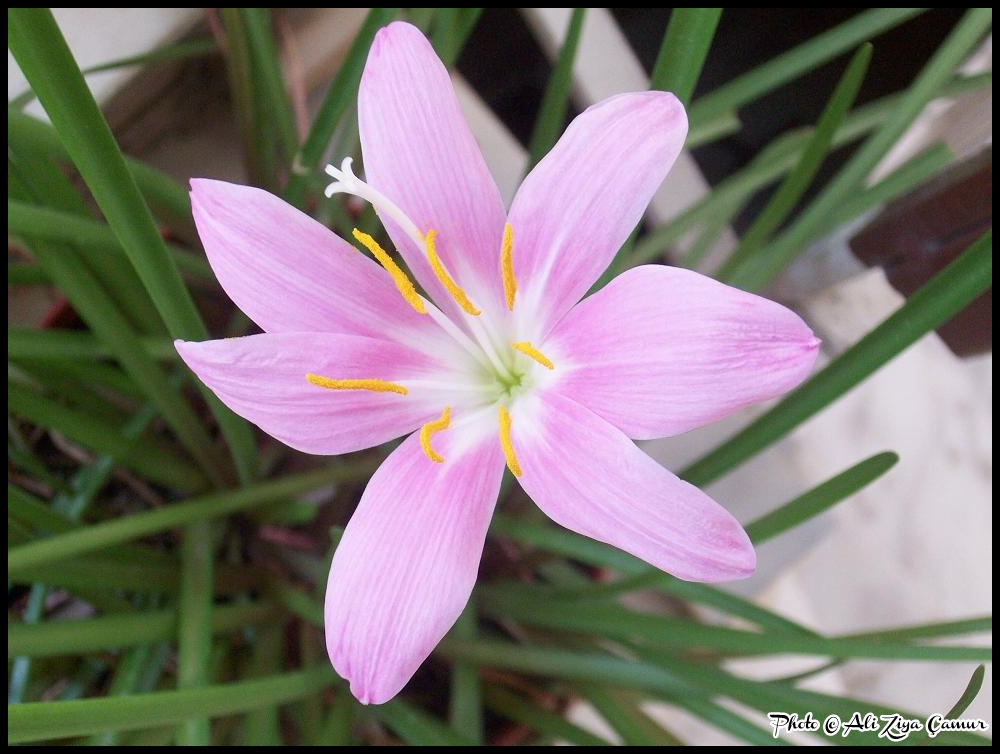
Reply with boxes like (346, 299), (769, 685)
(175, 21), (819, 704)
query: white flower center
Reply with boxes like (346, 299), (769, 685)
(309, 161), (558, 476)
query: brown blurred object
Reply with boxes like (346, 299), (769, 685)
(850, 146), (992, 357)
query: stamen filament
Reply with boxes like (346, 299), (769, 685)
(425, 230), (481, 316)
(420, 406), (451, 463)
(307, 374), (408, 395)
(512, 341), (554, 370)
(352, 229), (426, 315)
(498, 405), (522, 477)
(501, 223), (516, 311)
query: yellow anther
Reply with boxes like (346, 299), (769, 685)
(352, 228), (426, 314)
(306, 374), (408, 395)
(420, 406), (451, 464)
(501, 222), (516, 311)
(425, 229), (481, 316)
(498, 405), (522, 477)
(512, 341), (554, 370)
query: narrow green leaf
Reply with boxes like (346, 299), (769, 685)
(8, 200), (213, 280)
(14, 553), (256, 596)
(7, 381), (208, 492)
(10, 38), (219, 108)
(489, 512), (815, 635)
(243, 623), (285, 745)
(284, 8), (398, 207)
(845, 616), (991, 644)
(683, 230), (992, 487)
(636, 75), (972, 270)
(8, 665), (335, 744)
(176, 521), (215, 745)
(272, 582), (324, 627)
(8, 461), (379, 575)
(483, 685), (612, 746)
(9, 130), (166, 337)
(8, 484), (74, 534)
(689, 9), (926, 126)
(448, 602), (483, 743)
(315, 692), (355, 745)
(428, 8), (482, 67)
(8, 9), (256, 483)
(479, 597), (990, 662)
(649, 9), (722, 104)
(8, 601), (282, 659)
(716, 43), (872, 280)
(373, 699), (477, 746)
(816, 143), (952, 238)
(525, 8), (586, 173)
(672, 695), (790, 746)
(745, 452), (898, 544)
(7, 263), (48, 285)
(85, 641), (172, 745)
(726, 8), (993, 290)
(16, 357), (148, 402)
(441, 638), (690, 696)
(943, 665), (987, 719)
(581, 685), (683, 745)
(242, 8), (299, 169)
(8, 9), (208, 347)
(8, 328), (175, 362)
(7, 585), (47, 704)
(7, 108), (194, 235)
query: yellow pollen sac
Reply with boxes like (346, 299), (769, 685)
(512, 341), (554, 370)
(352, 228), (426, 314)
(501, 222), (516, 311)
(420, 406), (451, 463)
(498, 405), (522, 477)
(306, 374), (408, 395)
(425, 229), (481, 316)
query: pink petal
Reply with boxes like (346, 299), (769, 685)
(190, 179), (433, 343)
(175, 332), (455, 456)
(507, 92), (687, 336)
(512, 391), (755, 582)
(549, 265), (820, 439)
(325, 416), (504, 704)
(358, 22), (508, 319)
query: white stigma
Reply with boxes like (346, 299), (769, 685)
(324, 158), (425, 249)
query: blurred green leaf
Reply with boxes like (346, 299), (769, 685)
(176, 520), (214, 744)
(650, 9), (722, 104)
(7, 665), (335, 743)
(284, 8), (398, 207)
(581, 685), (683, 745)
(8, 328), (175, 362)
(483, 685), (612, 745)
(10, 37), (219, 109)
(479, 596), (990, 662)
(725, 8), (992, 290)
(525, 8), (586, 173)
(8, 8), (256, 484)
(373, 699), (477, 745)
(431, 7), (484, 67)
(716, 43), (872, 279)
(8, 461), (378, 575)
(8, 601), (281, 659)
(689, 9), (925, 126)
(8, 200), (213, 281)
(449, 603), (483, 743)
(745, 451), (898, 544)
(8, 380), (208, 492)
